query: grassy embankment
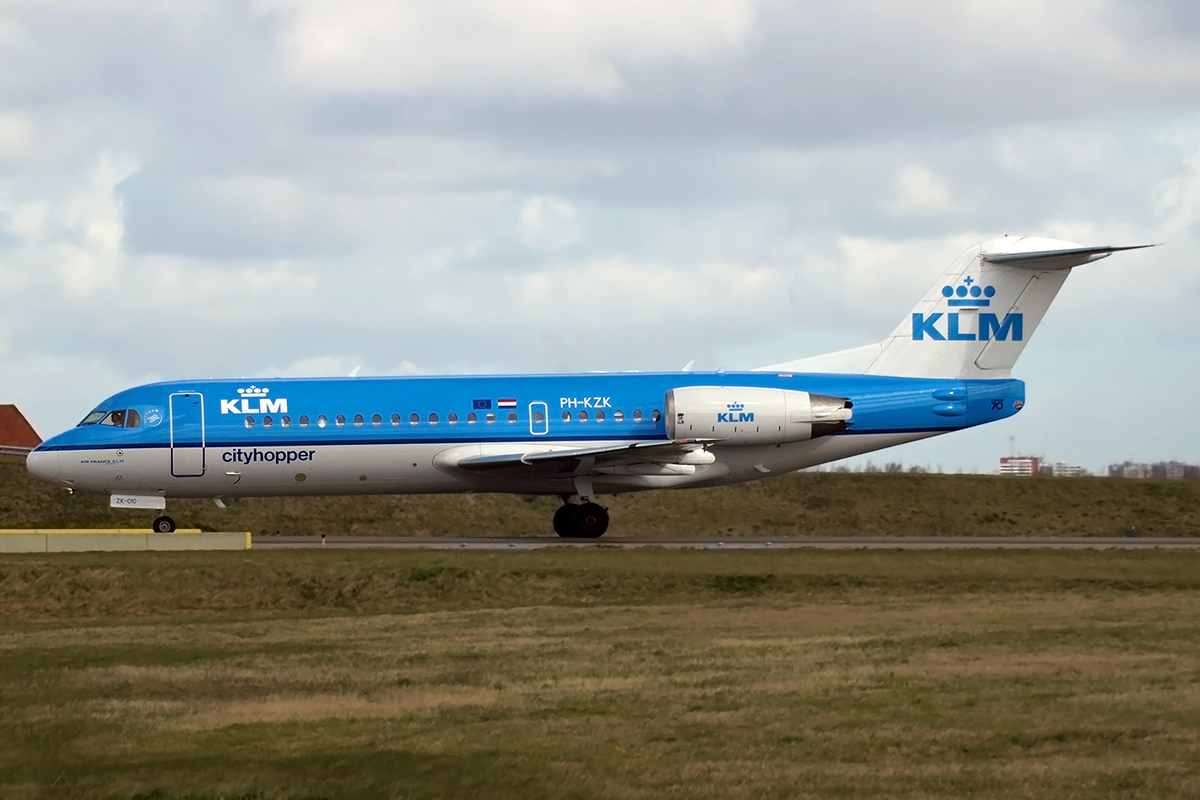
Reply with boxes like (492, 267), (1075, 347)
(3, 548), (1200, 798)
(3, 458), (1200, 536)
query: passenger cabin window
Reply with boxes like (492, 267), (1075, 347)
(562, 411), (571, 422)
(533, 409), (545, 424)
(263, 415), (274, 428)
(467, 412), (477, 424)
(613, 410), (624, 422)
(79, 410), (107, 426)
(336, 414), (346, 427)
(448, 412), (458, 425)
(101, 410), (125, 427)
(578, 410), (588, 423)
(281, 415), (291, 428)
(651, 409), (661, 422)
(632, 410), (643, 422)
(409, 413), (419, 425)
(390, 413), (401, 426)
(124, 409), (141, 428)
(244, 416), (254, 429)
(317, 415), (327, 428)
(485, 412), (496, 424)
(595, 410), (605, 423)
(372, 414), (382, 426)
(429, 412), (439, 425)
(507, 411), (517, 424)
(354, 414), (364, 427)
(299, 415), (310, 428)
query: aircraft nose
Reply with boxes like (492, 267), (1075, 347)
(26, 448), (62, 483)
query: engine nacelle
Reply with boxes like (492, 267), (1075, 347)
(665, 386), (852, 446)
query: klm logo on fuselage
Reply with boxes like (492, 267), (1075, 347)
(913, 277), (1023, 342)
(717, 402), (754, 423)
(220, 385), (288, 415)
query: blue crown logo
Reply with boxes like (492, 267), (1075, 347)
(941, 275), (995, 307)
(727, 402), (745, 411)
(238, 385), (270, 397)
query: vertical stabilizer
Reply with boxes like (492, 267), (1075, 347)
(765, 237), (1153, 379)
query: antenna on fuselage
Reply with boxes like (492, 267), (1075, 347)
(348, 365), (361, 378)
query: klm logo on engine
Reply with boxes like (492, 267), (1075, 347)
(717, 402), (754, 423)
(220, 385), (288, 415)
(912, 277), (1023, 342)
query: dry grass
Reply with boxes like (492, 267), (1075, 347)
(2, 550), (1200, 798)
(5, 459), (1200, 536)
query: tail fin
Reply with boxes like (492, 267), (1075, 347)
(766, 237), (1155, 379)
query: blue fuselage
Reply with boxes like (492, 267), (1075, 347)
(29, 371), (1023, 501)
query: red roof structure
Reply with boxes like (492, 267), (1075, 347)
(0, 405), (41, 448)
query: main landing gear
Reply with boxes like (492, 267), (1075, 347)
(152, 516), (176, 533)
(553, 499), (609, 538)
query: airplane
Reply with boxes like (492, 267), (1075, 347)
(26, 236), (1152, 537)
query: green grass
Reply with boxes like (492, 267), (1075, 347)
(3, 549), (1200, 798)
(4, 460), (1200, 536)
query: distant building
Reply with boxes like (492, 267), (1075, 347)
(1000, 455), (1042, 477)
(1107, 460), (1198, 480)
(1052, 462), (1086, 478)
(0, 404), (41, 450)
(1123, 463), (1151, 479)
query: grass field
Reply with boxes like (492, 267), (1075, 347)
(3, 548), (1200, 799)
(4, 459), (1200, 536)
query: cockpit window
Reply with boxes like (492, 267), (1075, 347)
(78, 410), (107, 426)
(100, 410), (126, 427)
(125, 409), (141, 428)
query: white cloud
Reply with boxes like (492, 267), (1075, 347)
(887, 164), (953, 216)
(519, 195), (581, 250)
(0, 112), (36, 164)
(1156, 131), (1200, 237)
(259, 0), (762, 99)
(266, 355), (362, 378)
(0, 200), (49, 241)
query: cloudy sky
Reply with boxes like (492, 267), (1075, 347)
(1, 0), (1197, 473)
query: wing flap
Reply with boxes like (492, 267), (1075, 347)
(454, 439), (719, 475)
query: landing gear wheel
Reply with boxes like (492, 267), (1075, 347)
(152, 515), (176, 533)
(576, 502), (609, 538)
(553, 504), (581, 537)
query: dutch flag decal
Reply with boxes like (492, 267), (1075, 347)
(497, 398), (517, 408)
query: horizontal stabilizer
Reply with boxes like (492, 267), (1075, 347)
(982, 243), (1158, 270)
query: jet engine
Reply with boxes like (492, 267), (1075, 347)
(665, 386), (852, 446)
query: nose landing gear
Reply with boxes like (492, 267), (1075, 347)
(152, 516), (176, 533)
(553, 499), (609, 538)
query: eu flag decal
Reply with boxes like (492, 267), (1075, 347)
(472, 399), (492, 410)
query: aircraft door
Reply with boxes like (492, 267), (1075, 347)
(529, 401), (548, 436)
(170, 392), (206, 477)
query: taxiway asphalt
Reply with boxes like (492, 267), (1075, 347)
(251, 535), (1200, 550)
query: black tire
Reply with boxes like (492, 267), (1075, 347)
(152, 515), (176, 533)
(576, 503), (609, 538)
(553, 504), (581, 537)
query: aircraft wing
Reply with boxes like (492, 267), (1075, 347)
(452, 439), (719, 476)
